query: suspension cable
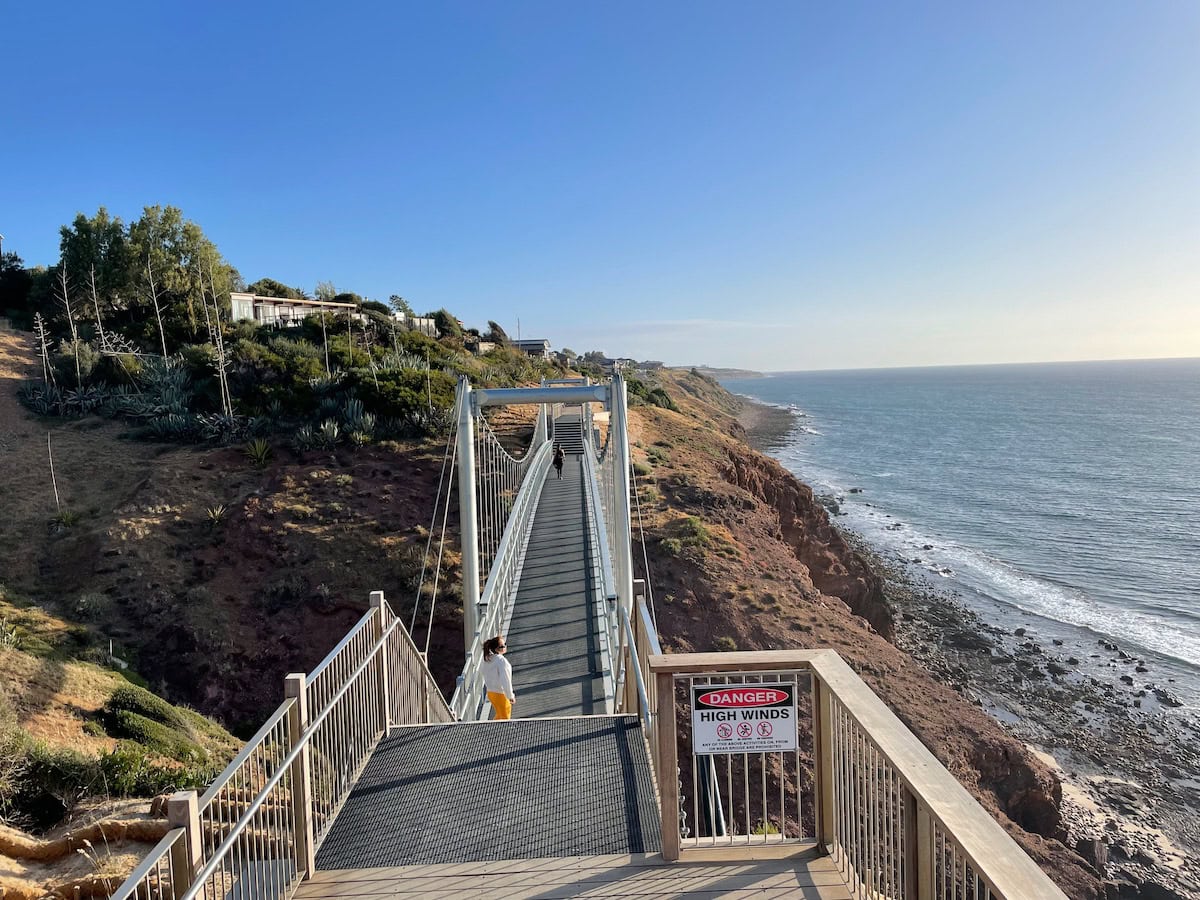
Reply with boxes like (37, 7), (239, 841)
(630, 462), (659, 631)
(410, 402), (459, 635)
(424, 432), (459, 658)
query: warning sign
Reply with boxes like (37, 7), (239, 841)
(691, 683), (797, 755)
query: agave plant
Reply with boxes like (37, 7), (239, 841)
(348, 430), (370, 449)
(148, 414), (199, 441)
(198, 414), (250, 444)
(342, 398), (367, 431)
(317, 397), (341, 421)
(317, 418), (341, 449)
(18, 382), (64, 416)
(206, 503), (229, 526)
(244, 438), (272, 468)
(292, 425), (316, 452)
(64, 385), (108, 414)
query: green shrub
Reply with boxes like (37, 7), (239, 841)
(104, 710), (203, 762)
(714, 636), (738, 652)
(104, 685), (191, 734)
(244, 438), (272, 467)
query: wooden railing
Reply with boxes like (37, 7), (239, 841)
(646, 649), (1070, 900)
(108, 591), (450, 900)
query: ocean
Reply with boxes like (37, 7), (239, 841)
(722, 358), (1200, 712)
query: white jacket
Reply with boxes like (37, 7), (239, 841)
(481, 653), (514, 700)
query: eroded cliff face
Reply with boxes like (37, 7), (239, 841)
(626, 369), (1104, 899)
(720, 443), (895, 641)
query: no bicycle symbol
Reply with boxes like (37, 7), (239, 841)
(691, 682), (798, 755)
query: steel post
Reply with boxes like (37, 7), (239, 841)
(611, 375), (635, 615)
(456, 378), (481, 655)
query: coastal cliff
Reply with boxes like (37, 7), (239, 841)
(630, 368), (1105, 899)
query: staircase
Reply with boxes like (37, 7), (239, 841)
(553, 411), (586, 454)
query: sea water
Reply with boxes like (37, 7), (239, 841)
(722, 359), (1200, 711)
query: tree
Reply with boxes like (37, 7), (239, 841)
(0, 252), (33, 325)
(126, 205), (240, 345)
(314, 281), (337, 301)
(247, 278), (306, 300)
(59, 208), (131, 322)
(362, 300), (390, 315)
(332, 292), (363, 307)
(485, 320), (510, 345)
(433, 308), (462, 339)
(388, 295), (412, 317)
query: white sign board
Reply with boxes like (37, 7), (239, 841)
(691, 682), (798, 755)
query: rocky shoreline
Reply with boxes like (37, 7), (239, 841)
(738, 397), (1200, 900)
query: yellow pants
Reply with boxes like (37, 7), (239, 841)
(487, 691), (513, 720)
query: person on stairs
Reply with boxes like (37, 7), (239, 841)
(482, 635), (515, 720)
(553, 443), (565, 479)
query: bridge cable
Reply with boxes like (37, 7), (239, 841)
(424, 433), (459, 658)
(630, 462), (659, 631)
(410, 393), (459, 636)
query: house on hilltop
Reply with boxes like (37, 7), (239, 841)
(230, 291), (362, 327)
(513, 339), (552, 359)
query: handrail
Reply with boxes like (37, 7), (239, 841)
(109, 826), (186, 898)
(450, 439), (554, 719)
(198, 699), (295, 808)
(647, 649), (1070, 899)
(305, 606), (375, 689)
(581, 440), (617, 602)
(182, 614), (404, 900)
(619, 604), (652, 731)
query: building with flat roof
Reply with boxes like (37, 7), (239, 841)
(230, 292), (361, 327)
(513, 338), (552, 359)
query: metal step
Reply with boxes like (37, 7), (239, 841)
(315, 716), (660, 868)
(553, 415), (586, 454)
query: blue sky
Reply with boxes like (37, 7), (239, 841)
(2, 1), (1197, 370)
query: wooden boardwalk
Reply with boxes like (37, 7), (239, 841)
(295, 852), (852, 898)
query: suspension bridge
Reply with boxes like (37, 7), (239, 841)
(113, 375), (1068, 900)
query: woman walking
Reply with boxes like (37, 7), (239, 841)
(481, 635), (515, 720)
(553, 443), (565, 479)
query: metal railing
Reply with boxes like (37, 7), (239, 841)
(581, 441), (620, 708)
(111, 827), (189, 899)
(648, 649), (1070, 900)
(449, 440), (554, 720)
(109, 591), (450, 900)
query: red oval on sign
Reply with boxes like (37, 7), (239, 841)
(698, 688), (787, 708)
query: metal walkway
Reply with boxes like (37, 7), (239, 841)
(502, 453), (605, 718)
(315, 717), (660, 869)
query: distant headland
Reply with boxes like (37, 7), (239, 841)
(683, 365), (765, 379)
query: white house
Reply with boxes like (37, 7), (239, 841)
(513, 339), (552, 359)
(230, 292), (361, 327)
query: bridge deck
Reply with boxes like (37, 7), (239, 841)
(296, 852), (851, 898)
(315, 716), (659, 870)
(502, 454), (605, 718)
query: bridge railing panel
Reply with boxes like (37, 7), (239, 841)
(110, 592), (449, 900)
(649, 649), (1070, 900)
(451, 440), (554, 720)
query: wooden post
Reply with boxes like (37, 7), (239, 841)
(370, 591), (391, 732)
(903, 787), (934, 899)
(166, 790), (201, 900)
(655, 671), (680, 861)
(285, 674), (316, 880)
(812, 676), (835, 852)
